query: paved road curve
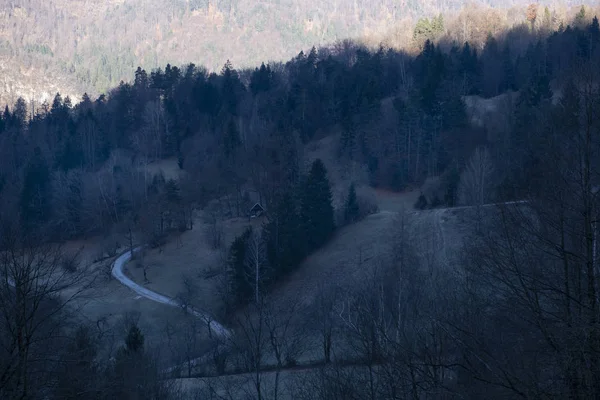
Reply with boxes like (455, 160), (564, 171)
(110, 200), (527, 376)
(111, 247), (231, 339)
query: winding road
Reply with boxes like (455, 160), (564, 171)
(110, 201), (527, 338)
(111, 247), (231, 339)
(108, 199), (526, 375)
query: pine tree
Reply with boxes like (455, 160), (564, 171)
(20, 147), (51, 232)
(575, 6), (586, 26)
(13, 97), (27, 129)
(66, 170), (83, 237)
(250, 63), (272, 95)
(125, 324), (145, 353)
(344, 183), (360, 224)
(431, 14), (444, 35)
(228, 227), (253, 304)
(221, 60), (242, 115)
(111, 323), (157, 400)
(590, 16), (600, 43)
(300, 159), (335, 251)
(500, 45), (516, 92)
(307, 46), (318, 68)
(339, 120), (357, 159)
(264, 191), (304, 276)
(223, 118), (241, 157)
(413, 18), (433, 43)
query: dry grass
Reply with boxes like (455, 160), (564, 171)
(72, 275), (207, 356)
(373, 187), (420, 212)
(267, 211), (399, 311)
(175, 368), (308, 400)
(123, 214), (264, 315)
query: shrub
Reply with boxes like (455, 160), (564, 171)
(414, 193), (428, 210)
(356, 186), (379, 218)
(62, 254), (79, 273)
(340, 185), (379, 226)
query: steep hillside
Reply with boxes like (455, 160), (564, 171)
(0, 0), (589, 106)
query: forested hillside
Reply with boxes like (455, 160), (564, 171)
(0, 0), (595, 106)
(0, 10), (598, 242)
(2, 5), (600, 398)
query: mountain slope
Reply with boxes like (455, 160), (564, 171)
(0, 0), (581, 106)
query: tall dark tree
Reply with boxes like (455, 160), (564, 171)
(20, 147), (51, 232)
(223, 118), (241, 157)
(221, 60), (243, 116)
(344, 183), (359, 224)
(250, 63), (273, 95)
(264, 191), (305, 277)
(228, 227), (253, 304)
(300, 159), (335, 251)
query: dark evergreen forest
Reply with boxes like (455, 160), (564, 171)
(2, 17), (598, 241)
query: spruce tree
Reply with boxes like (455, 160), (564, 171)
(344, 183), (360, 224)
(124, 324), (145, 353)
(300, 159), (335, 251)
(66, 171), (83, 237)
(20, 147), (51, 232)
(575, 6), (586, 26)
(264, 191), (304, 276)
(228, 227), (253, 304)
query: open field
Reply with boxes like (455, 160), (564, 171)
(123, 214), (264, 315)
(31, 235), (219, 367)
(120, 187), (421, 317)
(74, 276), (209, 361)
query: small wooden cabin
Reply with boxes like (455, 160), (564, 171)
(249, 203), (265, 218)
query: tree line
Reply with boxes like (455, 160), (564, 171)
(1, 16), (598, 242)
(226, 158), (337, 308)
(2, 0), (574, 103)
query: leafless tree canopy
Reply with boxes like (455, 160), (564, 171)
(458, 146), (495, 206)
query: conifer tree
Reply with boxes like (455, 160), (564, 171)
(223, 118), (241, 157)
(228, 227), (253, 304)
(344, 183), (359, 224)
(264, 191), (304, 276)
(124, 324), (145, 353)
(20, 147), (51, 232)
(300, 159), (335, 251)
(575, 6), (586, 26)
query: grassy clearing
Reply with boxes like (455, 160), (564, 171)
(123, 214), (264, 314)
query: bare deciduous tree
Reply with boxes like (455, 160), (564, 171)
(311, 283), (338, 364)
(205, 212), (223, 250)
(264, 296), (304, 400)
(0, 221), (95, 399)
(458, 146), (495, 207)
(452, 73), (600, 398)
(177, 273), (198, 313)
(244, 228), (268, 304)
(232, 301), (267, 400)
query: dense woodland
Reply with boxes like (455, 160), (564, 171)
(1, 8), (598, 240)
(1, 6), (600, 399)
(1, 0), (597, 105)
